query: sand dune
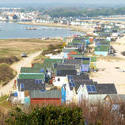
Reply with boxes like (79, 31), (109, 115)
(91, 36), (125, 94)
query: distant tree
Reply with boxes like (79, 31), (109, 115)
(45, 7), (125, 17)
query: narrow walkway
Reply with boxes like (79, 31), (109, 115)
(0, 51), (42, 97)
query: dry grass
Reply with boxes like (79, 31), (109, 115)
(0, 56), (19, 65)
(0, 39), (62, 58)
(0, 64), (16, 86)
(33, 43), (63, 63)
(0, 95), (14, 117)
(33, 54), (48, 64)
(1, 101), (125, 125)
(80, 101), (125, 125)
(97, 56), (124, 62)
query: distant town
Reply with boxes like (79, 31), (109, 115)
(0, 8), (89, 25)
(0, 7), (125, 25)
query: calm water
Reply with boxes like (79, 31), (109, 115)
(0, 22), (82, 39)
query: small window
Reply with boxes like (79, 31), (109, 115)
(57, 78), (60, 81)
(20, 83), (24, 89)
(35, 79), (42, 84)
(35, 80), (38, 84)
(70, 82), (75, 87)
(40, 80), (42, 83)
(86, 85), (97, 93)
(40, 69), (44, 73)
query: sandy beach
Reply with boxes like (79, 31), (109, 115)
(90, 36), (125, 94)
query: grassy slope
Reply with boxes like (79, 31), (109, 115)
(0, 38), (62, 84)
(0, 39), (63, 113)
(0, 38), (62, 65)
(33, 43), (63, 63)
(0, 39), (62, 58)
(0, 64), (16, 86)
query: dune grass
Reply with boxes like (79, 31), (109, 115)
(0, 39), (62, 57)
(33, 43), (63, 63)
(0, 95), (8, 103)
(0, 38), (62, 64)
(0, 64), (16, 86)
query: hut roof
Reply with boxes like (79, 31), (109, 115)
(95, 46), (109, 52)
(17, 79), (45, 91)
(18, 73), (45, 80)
(30, 89), (61, 98)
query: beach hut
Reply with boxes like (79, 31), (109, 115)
(73, 57), (90, 72)
(89, 37), (94, 43)
(20, 67), (44, 73)
(62, 48), (78, 59)
(56, 64), (77, 76)
(67, 51), (79, 59)
(53, 76), (68, 88)
(77, 83), (117, 104)
(18, 73), (45, 80)
(16, 79), (46, 104)
(81, 64), (90, 72)
(17, 79), (45, 91)
(94, 46), (109, 56)
(30, 89), (61, 106)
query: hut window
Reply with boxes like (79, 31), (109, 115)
(35, 80), (42, 84)
(58, 78), (60, 81)
(20, 83), (24, 89)
(86, 85), (96, 93)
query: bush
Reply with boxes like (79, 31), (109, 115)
(0, 56), (19, 65)
(0, 64), (16, 86)
(2, 101), (125, 125)
(42, 44), (63, 56)
(80, 101), (125, 125)
(6, 106), (84, 125)
(121, 51), (125, 56)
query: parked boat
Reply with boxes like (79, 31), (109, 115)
(21, 52), (27, 57)
(25, 27), (37, 30)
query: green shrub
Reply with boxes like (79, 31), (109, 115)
(42, 44), (63, 56)
(6, 106), (84, 125)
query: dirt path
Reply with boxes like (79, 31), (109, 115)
(0, 51), (42, 97)
(90, 36), (125, 94)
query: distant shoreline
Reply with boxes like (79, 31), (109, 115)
(18, 22), (94, 34)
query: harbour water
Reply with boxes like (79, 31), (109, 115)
(0, 22), (82, 39)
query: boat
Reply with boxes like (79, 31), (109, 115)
(21, 52), (27, 57)
(25, 27), (38, 30)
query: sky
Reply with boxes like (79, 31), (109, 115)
(0, 0), (125, 8)
(0, 0), (125, 4)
